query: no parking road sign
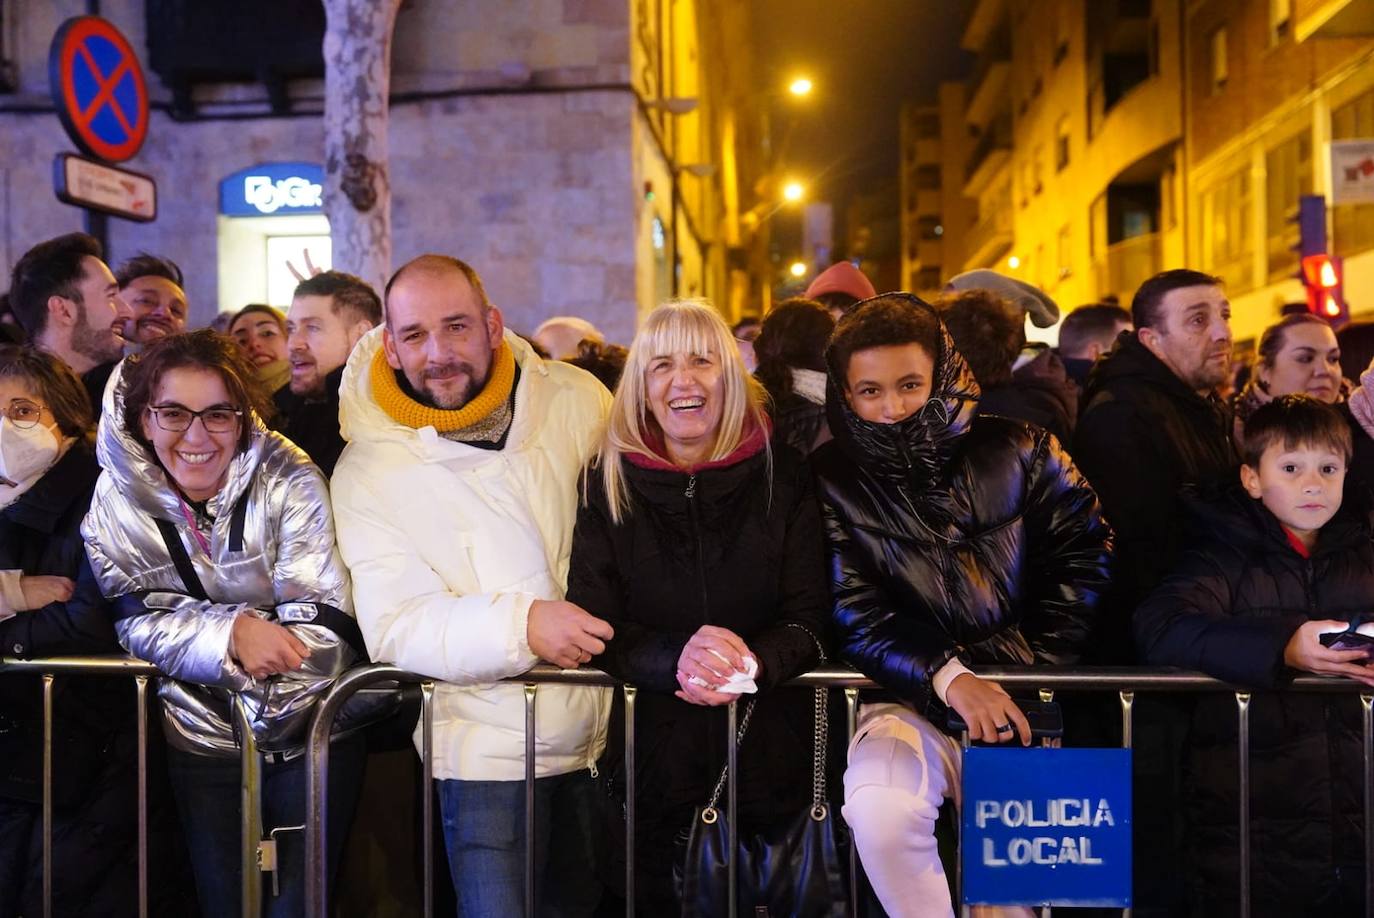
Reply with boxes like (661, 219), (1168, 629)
(48, 16), (149, 163)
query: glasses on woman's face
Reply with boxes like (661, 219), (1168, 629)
(146, 404), (243, 434)
(4, 399), (47, 430)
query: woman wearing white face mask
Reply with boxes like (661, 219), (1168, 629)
(0, 346), (189, 916)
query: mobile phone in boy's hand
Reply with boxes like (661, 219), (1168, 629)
(1319, 629), (1374, 656)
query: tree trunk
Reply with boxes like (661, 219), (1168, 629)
(322, 0), (402, 299)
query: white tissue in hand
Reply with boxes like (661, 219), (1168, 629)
(687, 653), (759, 694)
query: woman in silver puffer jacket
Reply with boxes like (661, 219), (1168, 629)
(81, 329), (365, 918)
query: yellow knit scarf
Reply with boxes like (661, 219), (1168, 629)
(370, 341), (516, 432)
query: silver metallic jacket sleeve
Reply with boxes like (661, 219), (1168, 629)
(271, 460), (352, 612)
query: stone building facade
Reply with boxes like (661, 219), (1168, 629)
(0, 0), (764, 341)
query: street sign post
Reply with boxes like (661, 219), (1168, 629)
(47, 15), (156, 248)
(53, 153), (157, 222)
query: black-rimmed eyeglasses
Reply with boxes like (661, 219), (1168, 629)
(146, 405), (243, 434)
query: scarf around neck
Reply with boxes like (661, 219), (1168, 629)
(370, 340), (517, 434)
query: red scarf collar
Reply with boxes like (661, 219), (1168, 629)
(625, 418), (769, 473)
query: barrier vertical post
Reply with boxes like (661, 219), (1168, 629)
(136, 675), (150, 918)
(421, 682), (435, 918)
(845, 686), (860, 916)
(727, 699), (739, 918)
(1361, 694), (1372, 918)
(236, 697), (263, 918)
(1120, 690), (1134, 918)
(1236, 692), (1252, 918)
(524, 683), (538, 918)
(41, 673), (54, 918)
(623, 685), (638, 918)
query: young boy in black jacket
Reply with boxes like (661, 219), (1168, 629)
(1136, 394), (1374, 915)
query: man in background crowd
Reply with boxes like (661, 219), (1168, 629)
(114, 253), (187, 348)
(7, 232), (132, 410)
(1058, 303), (1133, 390)
(278, 271), (382, 475)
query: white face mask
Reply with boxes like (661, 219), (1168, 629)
(0, 417), (61, 487)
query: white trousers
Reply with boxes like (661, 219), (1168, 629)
(841, 703), (1034, 918)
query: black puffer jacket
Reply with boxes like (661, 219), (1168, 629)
(0, 441), (120, 804)
(811, 296), (1112, 724)
(567, 430), (831, 910)
(1135, 488), (1373, 914)
(1072, 332), (1236, 662)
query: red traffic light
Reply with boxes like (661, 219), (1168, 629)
(1301, 253), (1341, 289)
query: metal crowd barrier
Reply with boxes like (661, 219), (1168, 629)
(5, 656), (1373, 918)
(0, 656), (268, 918)
(304, 663), (1374, 918)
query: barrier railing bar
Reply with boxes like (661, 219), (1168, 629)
(623, 685), (637, 918)
(420, 681), (435, 918)
(136, 674), (150, 918)
(13, 657), (1374, 918)
(726, 699), (739, 918)
(41, 673), (53, 918)
(1236, 692), (1252, 918)
(235, 697), (263, 918)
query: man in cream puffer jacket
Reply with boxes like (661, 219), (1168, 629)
(331, 254), (614, 916)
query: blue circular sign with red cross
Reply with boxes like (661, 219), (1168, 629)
(48, 16), (149, 163)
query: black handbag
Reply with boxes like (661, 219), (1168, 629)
(675, 641), (849, 918)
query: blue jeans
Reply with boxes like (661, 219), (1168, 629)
(438, 769), (602, 917)
(167, 735), (365, 918)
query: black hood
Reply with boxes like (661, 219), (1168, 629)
(824, 293), (981, 488)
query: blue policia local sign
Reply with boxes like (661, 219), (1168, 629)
(219, 162), (324, 217)
(961, 747), (1132, 907)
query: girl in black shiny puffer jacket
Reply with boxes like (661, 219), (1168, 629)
(810, 294), (1112, 917)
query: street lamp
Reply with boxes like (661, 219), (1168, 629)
(789, 261), (808, 278)
(783, 181), (805, 203)
(1007, 255), (1021, 270)
(789, 77), (813, 98)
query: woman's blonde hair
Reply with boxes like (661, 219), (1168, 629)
(597, 299), (770, 522)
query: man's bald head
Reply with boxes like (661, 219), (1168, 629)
(384, 254), (491, 327)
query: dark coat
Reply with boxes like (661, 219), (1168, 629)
(0, 444), (190, 918)
(811, 296), (1112, 725)
(770, 390), (830, 455)
(978, 349), (1079, 445)
(1072, 332), (1236, 662)
(566, 434), (830, 907)
(273, 365), (347, 476)
(1340, 401), (1374, 507)
(1135, 488), (1374, 913)
(0, 441), (123, 805)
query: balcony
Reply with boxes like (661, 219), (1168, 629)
(965, 31), (1012, 128)
(1092, 232), (1160, 303)
(1295, 0), (1374, 41)
(962, 206), (1014, 271)
(963, 115), (1012, 198)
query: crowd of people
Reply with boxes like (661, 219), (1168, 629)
(1, 229), (1373, 916)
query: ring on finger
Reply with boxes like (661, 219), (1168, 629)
(995, 723), (1014, 735)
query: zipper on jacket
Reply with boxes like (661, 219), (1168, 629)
(685, 474), (710, 624)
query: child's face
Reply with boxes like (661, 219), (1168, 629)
(1241, 441), (1346, 542)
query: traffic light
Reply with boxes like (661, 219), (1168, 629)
(1301, 253), (1346, 322)
(1290, 195), (1348, 325)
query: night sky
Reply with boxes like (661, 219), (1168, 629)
(747, 0), (974, 252)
